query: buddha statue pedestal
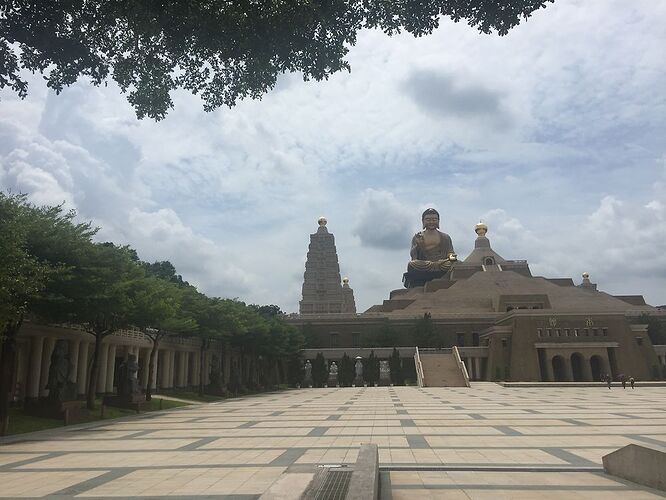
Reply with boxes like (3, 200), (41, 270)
(403, 269), (451, 288)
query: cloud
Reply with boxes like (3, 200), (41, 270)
(352, 189), (414, 250)
(402, 69), (509, 127)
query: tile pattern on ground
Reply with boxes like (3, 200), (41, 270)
(1, 383), (665, 497)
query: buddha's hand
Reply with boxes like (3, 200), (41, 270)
(448, 253), (458, 262)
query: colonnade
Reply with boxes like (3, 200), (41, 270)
(544, 351), (609, 382)
(11, 332), (210, 401)
(460, 357), (487, 381)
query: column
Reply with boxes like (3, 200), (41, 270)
(168, 350), (176, 388)
(159, 350), (168, 388)
(39, 337), (56, 397)
(545, 354), (554, 382)
(150, 349), (159, 390)
(582, 357), (594, 382)
(27, 337), (44, 399)
(192, 353), (200, 387)
(77, 342), (89, 396)
(69, 340), (81, 384)
(183, 352), (190, 387)
(97, 343), (109, 393)
(105, 344), (117, 393)
(140, 348), (150, 390)
(564, 356), (574, 382)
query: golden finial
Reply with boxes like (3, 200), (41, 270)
(318, 216), (327, 226)
(342, 277), (349, 285)
(582, 272), (590, 280)
(475, 221), (488, 236)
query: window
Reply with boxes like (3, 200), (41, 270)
(537, 328), (543, 338)
(484, 257), (494, 265)
(457, 332), (465, 346)
(592, 328), (599, 336)
(547, 328), (552, 337)
(555, 329), (561, 337)
(564, 328), (570, 337)
(352, 332), (361, 347)
(472, 332), (480, 346)
(583, 328), (589, 336)
(330, 333), (339, 348)
(602, 328), (608, 336)
(574, 328), (579, 337)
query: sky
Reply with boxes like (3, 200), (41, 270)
(1, 0), (665, 312)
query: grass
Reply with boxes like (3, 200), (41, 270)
(5, 397), (188, 436)
(164, 390), (227, 403)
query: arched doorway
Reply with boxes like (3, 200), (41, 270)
(551, 355), (567, 382)
(590, 355), (604, 381)
(570, 353), (584, 381)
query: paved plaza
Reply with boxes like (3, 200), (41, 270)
(1, 383), (665, 498)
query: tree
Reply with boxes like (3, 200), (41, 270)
(389, 347), (403, 385)
(0, 193), (96, 432)
(363, 350), (380, 385)
(312, 352), (327, 388)
(38, 242), (142, 410)
(338, 353), (354, 387)
(127, 275), (197, 400)
(1, 1), (554, 119)
(414, 312), (438, 347)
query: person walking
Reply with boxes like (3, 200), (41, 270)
(620, 374), (626, 389)
(606, 373), (612, 390)
(630, 376), (635, 389)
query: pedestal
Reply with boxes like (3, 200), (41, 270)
(402, 269), (450, 288)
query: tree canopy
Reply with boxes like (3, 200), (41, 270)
(1, 0), (553, 119)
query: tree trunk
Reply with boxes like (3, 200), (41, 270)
(0, 321), (21, 436)
(146, 339), (159, 401)
(86, 333), (102, 410)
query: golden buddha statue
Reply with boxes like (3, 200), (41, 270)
(408, 208), (457, 272)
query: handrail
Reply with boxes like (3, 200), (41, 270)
(414, 346), (426, 388)
(452, 346), (471, 388)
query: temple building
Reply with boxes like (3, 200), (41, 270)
(291, 217), (666, 384)
(299, 217), (356, 315)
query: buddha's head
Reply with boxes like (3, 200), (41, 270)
(422, 208), (440, 230)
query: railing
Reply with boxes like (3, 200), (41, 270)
(452, 346), (471, 388)
(414, 346), (425, 388)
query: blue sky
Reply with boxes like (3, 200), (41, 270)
(1, 0), (665, 312)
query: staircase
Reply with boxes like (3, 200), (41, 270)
(417, 348), (470, 387)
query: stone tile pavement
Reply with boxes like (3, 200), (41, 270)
(0, 383), (665, 498)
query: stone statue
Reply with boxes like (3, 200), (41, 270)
(304, 360), (313, 386)
(354, 358), (363, 385)
(45, 340), (77, 402)
(408, 208), (457, 272)
(379, 360), (391, 385)
(328, 361), (339, 385)
(118, 354), (140, 396)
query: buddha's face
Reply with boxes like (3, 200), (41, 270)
(422, 214), (440, 230)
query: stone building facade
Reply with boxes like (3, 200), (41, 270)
(289, 223), (666, 382)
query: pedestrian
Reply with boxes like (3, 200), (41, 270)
(630, 376), (635, 389)
(620, 374), (626, 389)
(606, 373), (612, 390)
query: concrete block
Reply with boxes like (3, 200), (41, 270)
(346, 444), (379, 500)
(603, 444), (666, 492)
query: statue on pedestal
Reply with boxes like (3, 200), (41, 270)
(304, 360), (313, 387)
(354, 357), (364, 386)
(46, 340), (77, 402)
(404, 208), (457, 288)
(117, 354), (140, 397)
(379, 360), (391, 385)
(328, 361), (339, 386)
(408, 208), (457, 272)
